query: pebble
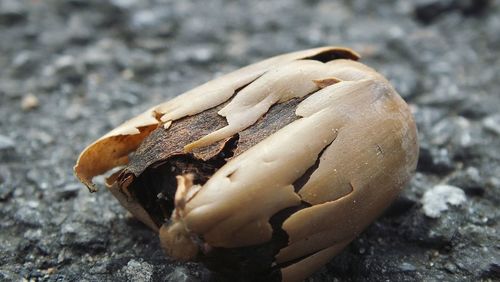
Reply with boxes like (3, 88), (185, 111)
(11, 51), (39, 76)
(21, 94), (39, 111)
(0, 165), (14, 201)
(0, 0), (26, 26)
(414, 0), (491, 24)
(60, 221), (109, 251)
(448, 167), (484, 196)
(110, 0), (139, 9)
(399, 262), (417, 272)
(430, 116), (471, 147)
(124, 259), (153, 282)
(417, 146), (454, 175)
(482, 114), (500, 136)
(67, 15), (93, 44)
(14, 205), (44, 227)
(44, 55), (84, 83)
(57, 183), (80, 200)
(173, 45), (217, 64)
(165, 267), (192, 282)
(0, 135), (15, 150)
(422, 185), (466, 218)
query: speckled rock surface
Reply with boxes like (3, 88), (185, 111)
(0, 0), (499, 281)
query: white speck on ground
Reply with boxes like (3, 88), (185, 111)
(483, 114), (500, 136)
(21, 93), (39, 111)
(422, 185), (466, 218)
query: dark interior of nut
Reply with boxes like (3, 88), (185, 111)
(303, 48), (360, 62)
(120, 96), (306, 226)
(126, 153), (233, 226)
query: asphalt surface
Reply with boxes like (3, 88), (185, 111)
(0, 0), (499, 281)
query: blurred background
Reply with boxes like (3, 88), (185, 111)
(0, 0), (499, 281)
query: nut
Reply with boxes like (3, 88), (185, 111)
(74, 46), (418, 281)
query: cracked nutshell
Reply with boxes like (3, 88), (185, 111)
(74, 46), (419, 282)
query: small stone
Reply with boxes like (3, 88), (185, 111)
(121, 69), (135, 80)
(44, 55), (84, 84)
(131, 10), (158, 29)
(191, 47), (215, 63)
(444, 261), (457, 273)
(0, 0), (27, 26)
(487, 177), (500, 190)
(481, 263), (500, 279)
(129, 8), (174, 36)
(45, 268), (56, 275)
(14, 204), (44, 227)
(417, 146), (454, 175)
(0, 165), (13, 201)
(11, 52), (39, 77)
(0, 135), (16, 160)
(173, 45), (217, 64)
(21, 94), (39, 111)
(448, 167), (484, 196)
(110, 0), (139, 9)
(67, 15), (93, 44)
(430, 116), (471, 147)
(33, 130), (54, 145)
(81, 39), (115, 68)
(27, 169), (45, 186)
(165, 267), (192, 282)
(123, 259), (153, 282)
(57, 183), (80, 200)
(482, 114), (500, 136)
(0, 135), (15, 151)
(399, 262), (417, 272)
(23, 229), (43, 242)
(414, 0), (491, 24)
(422, 185), (466, 218)
(60, 221), (109, 251)
(120, 50), (155, 73)
(54, 56), (76, 72)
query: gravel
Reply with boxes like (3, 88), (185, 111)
(1, 0), (499, 281)
(421, 185), (467, 218)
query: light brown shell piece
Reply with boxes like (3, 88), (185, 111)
(74, 46), (360, 192)
(274, 75), (418, 274)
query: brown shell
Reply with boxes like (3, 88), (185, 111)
(74, 46), (418, 281)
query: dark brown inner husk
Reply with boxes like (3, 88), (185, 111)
(119, 98), (306, 280)
(117, 51), (358, 280)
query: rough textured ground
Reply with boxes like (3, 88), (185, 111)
(1, 0), (499, 281)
